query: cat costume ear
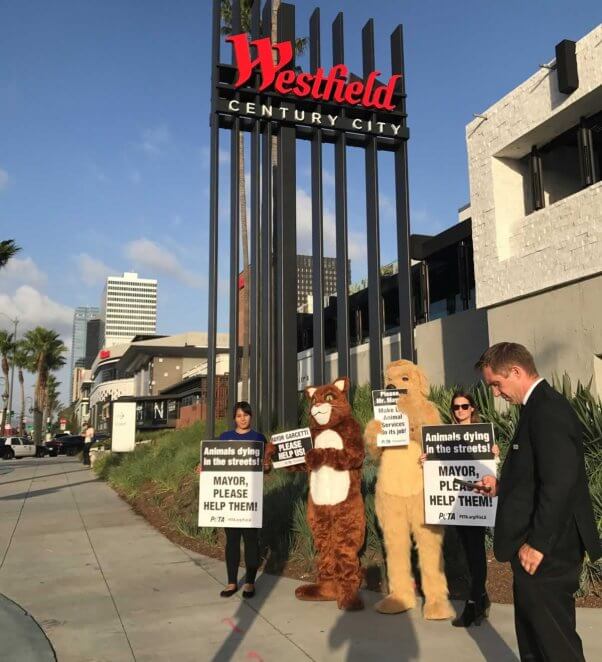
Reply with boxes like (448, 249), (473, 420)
(306, 386), (317, 400)
(333, 377), (350, 393)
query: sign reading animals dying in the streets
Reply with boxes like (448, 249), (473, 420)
(270, 428), (313, 469)
(422, 423), (497, 527)
(198, 441), (263, 528)
(372, 389), (410, 447)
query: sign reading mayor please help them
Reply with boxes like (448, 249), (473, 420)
(270, 428), (313, 469)
(198, 441), (263, 529)
(422, 423), (497, 527)
(372, 389), (410, 447)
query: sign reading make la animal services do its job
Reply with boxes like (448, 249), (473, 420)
(198, 441), (263, 529)
(270, 428), (313, 469)
(372, 389), (410, 447)
(422, 423), (497, 527)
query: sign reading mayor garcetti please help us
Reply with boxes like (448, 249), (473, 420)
(198, 441), (264, 529)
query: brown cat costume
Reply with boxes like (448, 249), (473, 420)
(296, 377), (366, 611)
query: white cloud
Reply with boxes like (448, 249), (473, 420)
(75, 253), (116, 286)
(0, 167), (9, 190)
(140, 124), (171, 156)
(201, 146), (230, 167)
(0, 285), (73, 337)
(296, 188), (365, 264)
(125, 238), (204, 289)
(0, 257), (47, 292)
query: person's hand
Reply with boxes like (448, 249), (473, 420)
(474, 474), (498, 496)
(195, 463), (202, 475)
(492, 444), (500, 457)
(518, 543), (544, 575)
(419, 452), (427, 466)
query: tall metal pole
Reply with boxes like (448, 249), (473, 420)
(391, 25), (414, 360)
(227, 0), (242, 419)
(206, 0), (222, 438)
(310, 8), (325, 386)
(332, 12), (351, 378)
(363, 19), (383, 388)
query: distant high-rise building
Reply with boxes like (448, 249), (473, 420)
(70, 306), (100, 401)
(85, 318), (101, 368)
(101, 272), (158, 348)
(296, 255), (344, 309)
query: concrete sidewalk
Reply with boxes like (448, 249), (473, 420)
(0, 457), (599, 661)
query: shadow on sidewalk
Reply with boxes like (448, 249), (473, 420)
(0, 479), (98, 501)
(464, 613), (518, 661)
(0, 469), (88, 487)
(328, 592), (419, 661)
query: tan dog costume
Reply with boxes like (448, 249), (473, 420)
(364, 360), (453, 619)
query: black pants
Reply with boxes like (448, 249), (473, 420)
(82, 443), (91, 465)
(225, 527), (260, 585)
(456, 525), (487, 601)
(511, 556), (584, 662)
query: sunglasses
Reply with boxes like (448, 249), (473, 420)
(452, 404), (471, 411)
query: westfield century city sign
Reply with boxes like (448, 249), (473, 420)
(222, 33), (405, 137)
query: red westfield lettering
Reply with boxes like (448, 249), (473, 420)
(226, 33), (401, 111)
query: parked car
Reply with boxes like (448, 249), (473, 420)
(46, 434), (84, 457)
(0, 436), (37, 460)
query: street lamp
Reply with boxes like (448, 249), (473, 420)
(0, 312), (19, 431)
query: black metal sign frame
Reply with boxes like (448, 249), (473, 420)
(206, 0), (414, 436)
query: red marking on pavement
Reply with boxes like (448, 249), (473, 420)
(222, 618), (244, 634)
(247, 652), (264, 661)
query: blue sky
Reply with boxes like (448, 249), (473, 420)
(1, 0), (600, 404)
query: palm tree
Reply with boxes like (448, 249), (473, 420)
(0, 330), (15, 433)
(13, 341), (31, 436)
(0, 240), (21, 269)
(221, 0), (307, 399)
(44, 375), (61, 431)
(20, 327), (67, 444)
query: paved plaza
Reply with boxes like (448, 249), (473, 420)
(1, 457), (600, 661)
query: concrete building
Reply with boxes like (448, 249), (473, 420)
(296, 255), (340, 309)
(101, 272), (157, 347)
(89, 332), (229, 432)
(69, 306), (100, 401)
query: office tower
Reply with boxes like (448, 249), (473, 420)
(84, 318), (101, 368)
(101, 272), (157, 348)
(70, 307), (100, 401)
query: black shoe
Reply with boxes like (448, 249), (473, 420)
(220, 587), (238, 598)
(242, 588), (255, 598)
(452, 595), (490, 627)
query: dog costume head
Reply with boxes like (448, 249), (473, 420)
(306, 377), (351, 429)
(385, 360), (429, 400)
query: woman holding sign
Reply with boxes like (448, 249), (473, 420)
(218, 401), (266, 599)
(421, 391), (498, 627)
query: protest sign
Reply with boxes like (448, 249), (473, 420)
(422, 423), (497, 526)
(372, 389), (410, 447)
(270, 427), (313, 469)
(198, 440), (263, 528)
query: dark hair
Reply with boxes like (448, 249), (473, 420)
(450, 390), (481, 424)
(233, 401), (253, 420)
(475, 342), (538, 377)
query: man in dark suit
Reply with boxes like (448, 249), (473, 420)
(475, 342), (600, 662)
